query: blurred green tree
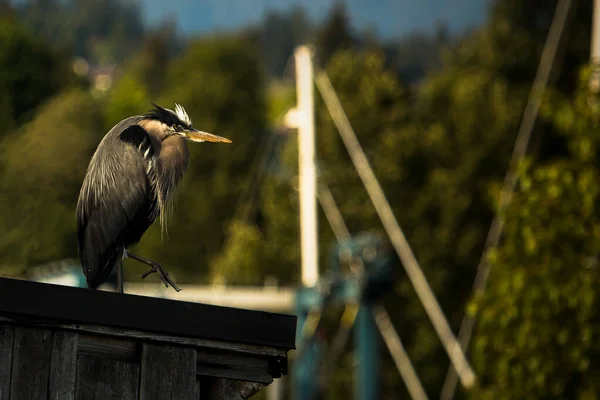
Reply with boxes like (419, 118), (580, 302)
(0, 0), (13, 19)
(395, 0), (593, 394)
(471, 67), (600, 399)
(210, 49), (412, 397)
(17, 0), (146, 65)
(103, 26), (182, 131)
(0, 90), (102, 275)
(0, 18), (72, 134)
(383, 24), (450, 84)
(121, 34), (268, 283)
(314, 1), (357, 66)
(209, 0), (596, 397)
(245, 6), (312, 77)
(103, 73), (150, 132)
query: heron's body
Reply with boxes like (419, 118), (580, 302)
(76, 104), (231, 292)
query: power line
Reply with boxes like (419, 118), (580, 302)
(232, 129), (275, 223)
(317, 181), (350, 243)
(373, 305), (429, 400)
(314, 70), (476, 389)
(315, 179), (428, 400)
(440, 0), (575, 398)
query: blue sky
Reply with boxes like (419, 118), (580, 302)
(141, 0), (493, 39)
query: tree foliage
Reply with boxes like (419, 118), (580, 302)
(471, 68), (600, 399)
(123, 35), (268, 283)
(0, 90), (102, 275)
(0, 18), (72, 134)
(16, 0), (146, 64)
(314, 1), (357, 66)
(213, 1), (598, 397)
(245, 7), (312, 78)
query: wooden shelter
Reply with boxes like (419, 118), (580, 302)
(0, 277), (296, 399)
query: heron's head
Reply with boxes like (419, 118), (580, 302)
(142, 103), (232, 144)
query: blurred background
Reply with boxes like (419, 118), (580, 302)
(0, 0), (599, 398)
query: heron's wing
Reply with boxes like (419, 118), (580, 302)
(77, 123), (156, 288)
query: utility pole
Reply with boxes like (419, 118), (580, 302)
(295, 45), (319, 288)
(292, 45), (321, 400)
(285, 45), (428, 400)
(355, 297), (380, 399)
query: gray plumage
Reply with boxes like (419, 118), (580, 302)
(76, 103), (231, 292)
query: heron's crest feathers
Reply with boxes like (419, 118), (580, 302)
(146, 103), (192, 128)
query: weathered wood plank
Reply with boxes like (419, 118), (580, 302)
(196, 365), (273, 385)
(139, 343), (198, 400)
(75, 354), (140, 400)
(196, 349), (274, 384)
(199, 378), (266, 400)
(10, 327), (53, 400)
(78, 333), (139, 362)
(49, 331), (79, 400)
(196, 349), (271, 368)
(0, 277), (297, 349)
(0, 316), (287, 357)
(0, 324), (15, 400)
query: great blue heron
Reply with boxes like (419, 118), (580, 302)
(76, 103), (231, 293)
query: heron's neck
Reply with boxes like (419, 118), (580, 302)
(153, 135), (189, 232)
(158, 135), (189, 183)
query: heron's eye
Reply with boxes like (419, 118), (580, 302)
(172, 124), (184, 132)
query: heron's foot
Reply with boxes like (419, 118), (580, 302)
(140, 262), (181, 292)
(125, 250), (181, 292)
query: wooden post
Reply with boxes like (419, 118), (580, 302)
(0, 277), (297, 400)
(140, 344), (198, 400)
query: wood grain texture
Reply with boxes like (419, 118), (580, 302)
(0, 324), (14, 400)
(10, 327), (53, 400)
(196, 349), (274, 383)
(49, 331), (79, 400)
(78, 333), (139, 362)
(139, 343), (198, 400)
(0, 317), (287, 358)
(56, 323), (287, 357)
(195, 365), (273, 385)
(75, 354), (140, 400)
(199, 378), (266, 400)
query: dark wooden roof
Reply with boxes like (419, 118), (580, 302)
(0, 277), (296, 350)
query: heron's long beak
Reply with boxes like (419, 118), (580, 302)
(184, 129), (232, 144)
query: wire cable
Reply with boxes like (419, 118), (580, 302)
(315, 70), (476, 389)
(440, 0), (574, 397)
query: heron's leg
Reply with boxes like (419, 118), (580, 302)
(116, 257), (124, 294)
(124, 250), (181, 292)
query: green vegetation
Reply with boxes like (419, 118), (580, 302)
(130, 35), (268, 282)
(472, 68), (600, 399)
(1, 0), (600, 397)
(0, 18), (73, 134)
(0, 90), (102, 275)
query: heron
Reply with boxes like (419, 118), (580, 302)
(76, 103), (231, 293)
